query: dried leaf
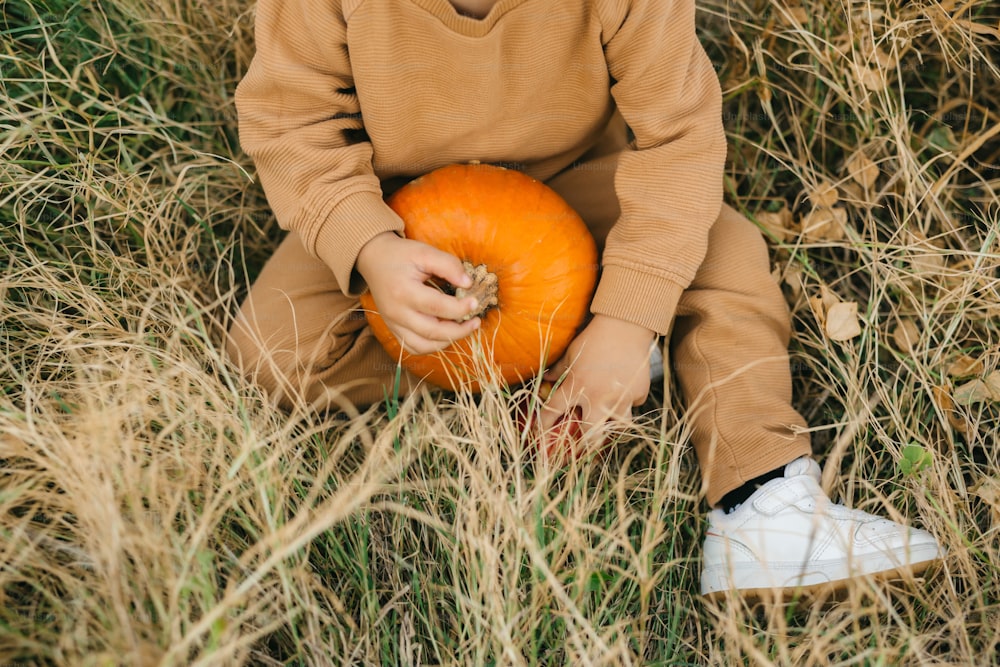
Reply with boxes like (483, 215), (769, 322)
(892, 318), (920, 353)
(756, 206), (795, 242)
(933, 384), (968, 433)
(846, 152), (879, 189)
(819, 285), (841, 311)
(800, 206), (848, 241)
(953, 379), (994, 406)
(862, 8), (885, 24)
(871, 47), (896, 69)
(910, 250), (946, 274)
(933, 385), (954, 412)
(832, 34), (852, 57)
(809, 181), (839, 208)
(839, 180), (866, 204)
(957, 19), (1000, 38)
(826, 301), (862, 341)
(782, 264), (805, 300)
(810, 285), (852, 333)
(903, 229), (932, 245)
(859, 36), (897, 68)
(934, 386), (955, 412)
(904, 230), (948, 273)
(985, 371), (1000, 400)
(970, 477), (1000, 517)
(858, 66), (886, 91)
(809, 295), (827, 328)
(946, 354), (985, 378)
(783, 6), (809, 25)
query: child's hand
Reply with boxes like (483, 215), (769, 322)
(540, 315), (656, 433)
(357, 232), (481, 354)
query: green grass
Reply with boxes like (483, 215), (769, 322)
(2, 0), (999, 664)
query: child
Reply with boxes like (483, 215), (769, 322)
(228, 0), (943, 596)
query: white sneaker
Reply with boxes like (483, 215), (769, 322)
(701, 457), (945, 598)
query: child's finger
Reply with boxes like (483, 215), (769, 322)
(543, 353), (574, 383)
(578, 393), (623, 427)
(538, 390), (567, 431)
(417, 244), (473, 289)
(415, 283), (480, 322)
(543, 362), (564, 383)
(392, 312), (480, 355)
(540, 381), (585, 431)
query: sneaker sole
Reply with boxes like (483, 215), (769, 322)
(702, 555), (943, 603)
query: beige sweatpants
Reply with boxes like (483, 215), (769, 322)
(226, 151), (812, 506)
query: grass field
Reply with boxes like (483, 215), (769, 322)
(1, 0), (998, 664)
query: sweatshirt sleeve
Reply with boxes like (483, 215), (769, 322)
(591, 0), (727, 335)
(234, 0), (402, 296)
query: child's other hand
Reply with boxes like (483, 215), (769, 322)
(357, 232), (481, 354)
(540, 315), (656, 433)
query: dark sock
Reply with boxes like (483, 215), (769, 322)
(719, 466), (787, 513)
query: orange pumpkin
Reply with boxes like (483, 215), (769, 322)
(359, 163), (597, 391)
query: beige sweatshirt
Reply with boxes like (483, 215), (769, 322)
(235, 0), (726, 336)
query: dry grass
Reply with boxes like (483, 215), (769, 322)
(1, 0), (998, 664)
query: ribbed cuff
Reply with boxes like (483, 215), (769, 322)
(589, 264), (686, 336)
(311, 190), (405, 297)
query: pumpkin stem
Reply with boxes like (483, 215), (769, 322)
(455, 261), (498, 320)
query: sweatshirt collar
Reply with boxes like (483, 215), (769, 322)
(408, 0), (532, 37)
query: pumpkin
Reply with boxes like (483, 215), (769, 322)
(359, 162), (598, 392)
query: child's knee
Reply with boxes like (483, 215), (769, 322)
(224, 302), (377, 405)
(224, 313), (280, 390)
